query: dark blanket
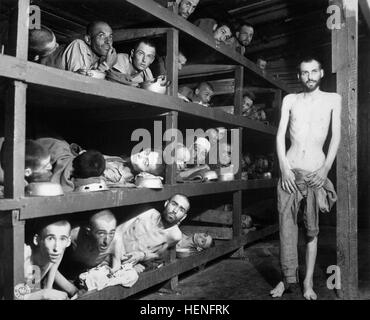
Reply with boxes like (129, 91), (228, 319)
(37, 137), (78, 192)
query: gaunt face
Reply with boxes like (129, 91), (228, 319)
(178, 0), (199, 19)
(163, 194), (190, 225)
(131, 149), (161, 173)
(299, 60), (323, 92)
(88, 22), (113, 57)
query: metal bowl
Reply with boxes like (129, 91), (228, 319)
(26, 182), (64, 197)
(89, 70), (106, 79)
(141, 76), (170, 94)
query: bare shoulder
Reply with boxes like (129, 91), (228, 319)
(323, 92), (342, 110)
(282, 93), (298, 103)
(281, 93), (298, 109)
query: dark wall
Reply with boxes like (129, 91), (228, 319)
(358, 39), (370, 230)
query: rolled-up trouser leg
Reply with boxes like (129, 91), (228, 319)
(278, 183), (299, 284)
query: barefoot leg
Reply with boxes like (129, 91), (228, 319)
(270, 281), (285, 298)
(303, 236), (318, 300)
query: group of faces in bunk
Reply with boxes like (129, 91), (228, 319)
(0, 0), (273, 299)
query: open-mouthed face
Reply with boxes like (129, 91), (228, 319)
(38, 223), (71, 264)
(89, 215), (116, 253)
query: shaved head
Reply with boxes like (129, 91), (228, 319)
(89, 209), (116, 228)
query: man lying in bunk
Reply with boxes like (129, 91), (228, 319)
(114, 194), (190, 270)
(151, 51), (187, 78)
(60, 210), (120, 280)
(178, 82), (214, 105)
(22, 218), (78, 300)
(228, 24), (254, 55)
(193, 18), (233, 46)
(176, 232), (214, 258)
(106, 39), (156, 86)
(177, 0), (199, 20)
(29, 21), (117, 77)
(192, 82), (214, 107)
(28, 26), (65, 68)
(0, 138), (53, 188)
(36, 137), (108, 193)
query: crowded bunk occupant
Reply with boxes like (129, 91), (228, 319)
(228, 24), (254, 55)
(177, 0), (199, 20)
(194, 18), (233, 46)
(271, 57), (341, 300)
(23, 218), (77, 300)
(107, 39), (156, 86)
(0, 138), (52, 187)
(60, 210), (121, 280)
(114, 194), (190, 270)
(29, 21), (117, 78)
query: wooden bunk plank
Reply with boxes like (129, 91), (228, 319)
(0, 55), (277, 135)
(114, 27), (169, 42)
(0, 179), (278, 219)
(125, 0), (291, 93)
(179, 64), (237, 78)
(181, 225), (233, 240)
(78, 224), (278, 300)
(332, 0), (359, 299)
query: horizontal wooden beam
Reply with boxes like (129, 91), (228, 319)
(181, 225), (233, 239)
(125, 0), (291, 93)
(191, 209), (234, 225)
(0, 179), (278, 219)
(114, 28), (170, 42)
(179, 64), (236, 79)
(78, 223), (278, 300)
(0, 55), (277, 134)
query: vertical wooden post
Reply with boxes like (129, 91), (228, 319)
(2, 0), (29, 300)
(166, 28), (179, 96)
(6, 0), (29, 58)
(0, 211), (25, 300)
(331, 0), (358, 299)
(4, 81), (27, 199)
(232, 66), (244, 256)
(163, 27), (179, 291)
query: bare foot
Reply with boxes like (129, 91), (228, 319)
(303, 281), (317, 300)
(270, 281), (285, 298)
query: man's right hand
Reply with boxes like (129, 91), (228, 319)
(106, 70), (138, 86)
(281, 168), (297, 194)
(104, 47), (118, 69)
(41, 289), (69, 300)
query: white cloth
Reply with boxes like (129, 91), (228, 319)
(79, 264), (139, 291)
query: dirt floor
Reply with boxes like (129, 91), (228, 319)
(132, 227), (370, 300)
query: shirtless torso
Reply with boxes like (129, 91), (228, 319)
(277, 89), (341, 193)
(284, 91), (341, 171)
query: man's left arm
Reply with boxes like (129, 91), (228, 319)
(308, 94), (342, 187)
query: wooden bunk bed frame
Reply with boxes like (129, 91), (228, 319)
(1, 0), (292, 300)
